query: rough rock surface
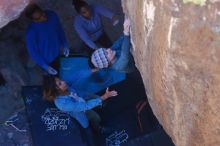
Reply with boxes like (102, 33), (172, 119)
(122, 0), (220, 146)
(0, 0), (30, 28)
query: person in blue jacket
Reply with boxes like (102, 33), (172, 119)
(73, 0), (119, 54)
(43, 75), (117, 146)
(25, 4), (69, 75)
(90, 19), (136, 73)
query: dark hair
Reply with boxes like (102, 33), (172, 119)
(87, 49), (96, 69)
(25, 3), (42, 19)
(43, 75), (59, 101)
(88, 57), (96, 69)
(72, 0), (89, 13)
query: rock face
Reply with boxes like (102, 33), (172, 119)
(0, 0), (30, 28)
(122, 0), (220, 146)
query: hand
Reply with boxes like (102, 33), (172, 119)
(112, 15), (119, 26)
(101, 88), (118, 100)
(63, 48), (70, 57)
(47, 66), (58, 75)
(123, 18), (131, 36)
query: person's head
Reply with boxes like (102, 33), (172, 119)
(43, 76), (68, 101)
(91, 48), (116, 69)
(72, 0), (91, 19)
(25, 4), (46, 22)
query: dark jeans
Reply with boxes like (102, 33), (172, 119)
(84, 127), (95, 146)
(85, 110), (101, 131)
(74, 118), (96, 146)
(111, 35), (136, 73)
(82, 110), (101, 146)
(82, 32), (112, 56)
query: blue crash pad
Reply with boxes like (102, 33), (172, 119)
(60, 57), (125, 94)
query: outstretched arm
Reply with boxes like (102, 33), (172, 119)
(74, 21), (98, 49)
(55, 88), (117, 112)
(56, 97), (102, 112)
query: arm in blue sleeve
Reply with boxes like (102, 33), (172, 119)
(114, 35), (131, 65)
(94, 5), (114, 19)
(54, 13), (68, 49)
(76, 88), (100, 100)
(56, 97), (102, 112)
(111, 34), (124, 51)
(74, 21), (98, 49)
(25, 31), (49, 70)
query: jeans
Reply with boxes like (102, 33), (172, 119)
(84, 127), (96, 146)
(81, 110), (101, 146)
(111, 35), (136, 73)
(85, 110), (101, 131)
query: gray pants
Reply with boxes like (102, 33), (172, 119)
(85, 110), (101, 131)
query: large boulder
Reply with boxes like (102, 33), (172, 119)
(122, 0), (220, 146)
(0, 0), (30, 28)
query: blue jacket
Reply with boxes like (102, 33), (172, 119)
(74, 5), (113, 49)
(25, 10), (68, 70)
(111, 34), (136, 73)
(54, 85), (102, 128)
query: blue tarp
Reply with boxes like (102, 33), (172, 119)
(59, 57), (125, 94)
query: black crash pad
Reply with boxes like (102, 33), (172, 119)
(22, 69), (174, 146)
(22, 86), (86, 146)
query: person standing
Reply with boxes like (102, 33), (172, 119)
(25, 4), (69, 75)
(73, 0), (119, 54)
